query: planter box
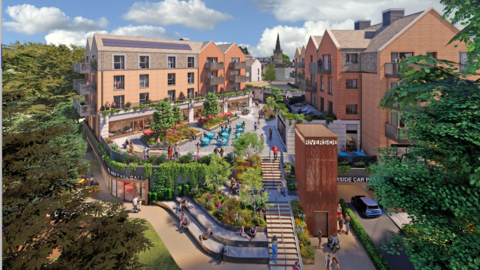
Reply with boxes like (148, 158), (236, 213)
(145, 131), (202, 149)
(200, 116), (239, 131)
(302, 257), (315, 265)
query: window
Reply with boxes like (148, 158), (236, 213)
(167, 56), (176, 68)
(310, 55), (313, 62)
(320, 97), (324, 112)
(188, 88), (194, 99)
(346, 104), (358, 114)
(246, 71), (250, 77)
(86, 56), (89, 62)
(231, 84), (239, 91)
(139, 55), (149, 69)
(207, 86), (217, 94)
(346, 54), (358, 63)
(390, 81), (399, 90)
(168, 90), (175, 102)
(426, 52), (436, 59)
(139, 93), (149, 105)
(328, 77), (333, 94)
(231, 58), (240, 63)
(114, 95), (125, 109)
(140, 75), (149, 88)
(187, 56), (195, 68)
(321, 77), (324, 91)
(114, 76), (124, 90)
(188, 73), (194, 84)
(168, 73), (175, 85)
(231, 70), (239, 76)
(391, 52), (413, 63)
(207, 57), (217, 63)
(346, 79), (357, 89)
(328, 101), (333, 115)
(459, 52), (469, 72)
(113, 55), (125, 70)
(258, 69), (260, 75)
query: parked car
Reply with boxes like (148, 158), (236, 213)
(351, 195), (382, 218)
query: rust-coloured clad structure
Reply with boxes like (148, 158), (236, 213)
(294, 124), (338, 237)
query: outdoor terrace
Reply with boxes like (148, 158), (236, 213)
(73, 62), (96, 74)
(229, 75), (247, 83)
(73, 79), (96, 95)
(73, 96), (96, 117)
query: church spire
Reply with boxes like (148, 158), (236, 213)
(274, 33), (282, 53)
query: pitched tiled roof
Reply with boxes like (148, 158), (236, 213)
(313, 36), (323, 48)
(329, 30), (372, 48)
(199, 41), (211, 52)
(246, 59), (259, 66)
(363, 23), (383, 31)
(87, 38), (93, 50)
(93, 34), (205, 53)
(217, 44), (234, 53)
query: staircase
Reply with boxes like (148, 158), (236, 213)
(261, 159), (282, 190)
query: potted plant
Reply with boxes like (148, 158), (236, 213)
(283, 162), (293, 175)
(80, 101), (86, 106)
(81, 105), (88, 112)
(126, 102), (131, 108)
(133, 106), (139, 112)
(147, 99), (152, 104)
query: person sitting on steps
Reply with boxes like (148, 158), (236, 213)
(180, 216), (189, 233)
(200, 226), (212, 243)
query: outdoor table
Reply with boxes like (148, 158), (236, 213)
(338, 152), (347, 156)
(353, 151), (366, 156)
(201, 138), (210, 143)
(222, 132), (229, 137)
(236, 123), (242, 128)
(207, 132), (214, 138)
(237, 127), (244, 132)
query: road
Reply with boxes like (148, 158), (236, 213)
(346, 203), (415, 270)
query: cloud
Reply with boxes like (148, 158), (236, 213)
(4, 4), (108, 34)
(242, 20), (353, 59)
(122, 0), (231, 30)
(110, 25), (173, 38)
(254, 0), (448, 23)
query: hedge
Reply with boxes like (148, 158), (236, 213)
(339, 199), (392, 270)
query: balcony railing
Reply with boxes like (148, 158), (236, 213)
(73, 62), (97, 73)
(305, 81), (317, 92)
(73, 79), (96, 95)
(205, 62), (224, 70)
(73, 96), (96, 117)
(385, 123), (416, 144)
(205, 76), (225, 85)
(289, 71), (296, 78)
(229, 75), (246, 83)
(309, 62), (331, 74)
(229, 62), (246, 69)
(385, 63), (430, 78)
(295, 62), (305, 69)
(289, 62), (296, 68)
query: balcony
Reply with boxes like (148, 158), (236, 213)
(289, 71), (296, 78)
(73, 62), (97, 73)
(73, 96), (96, 117)
(73, 79), (96, 95)
(205, 76), (225, 85)
(229, 62), (246, 69)
(309, 62), (331, 74)
(205, 62), (224, 70)
(305, 81), (317, 92)
(385, 123), (416, 144)
(295, 62), (305, 69)
(229, 75), (246, 83)
(385, 63), (428, 78)
(289, 62), (296, 68)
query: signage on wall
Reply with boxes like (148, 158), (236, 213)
(337, 177), (369, 182)
(306, 140), (337, 146)
(107, 167), (143, 180)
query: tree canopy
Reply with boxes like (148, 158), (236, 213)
(263, 64), (276, 84)
(239, 46), (250, 55)
(202, 92), (220, 117)
(205, 154), (231, 190)
(152, 101), (175, 137)
(238, 167), (272, 215)
(233, 132), (265, 159)
(172, 105), (183, 125)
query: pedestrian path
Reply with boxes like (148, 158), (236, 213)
(386, 211), (412, 229)
(261, 159), (282, 191)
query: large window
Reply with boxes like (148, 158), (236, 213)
(391, 52), (413, 62)
(113, 95), (125, 109)
(328, 77), (333, 94)
(231, 57), (240, 63)
(113, 55), (125, 70)
(140, 74), (149, 88)
(321, 76), (324, 91)
(167, 56), (176, 68)
(168, 90), (175, 102)
(346, 104), (358, 114)
(320, 97), (324, 112)
(346, 79), (357, 89)
(328, 101), (333, 115)
(168, 73), (175, 85)
(207, 57), (217, 63)
(188, 88), (194, 99)
(207, 86), (217, 94)
(139, 55), (149, 69)
(188, 72), (194, 84)
(346, 54), (358, 63)
(114, 76), (124, 90)
(231, 83), (240, 91)
(140, 93), (149, 105)
(187, 56), (195, 68)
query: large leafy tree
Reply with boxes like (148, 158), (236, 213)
(2, 42), (85, 116)
(263, 64), (276, 84)
(152, 101), (175, 138)
(205, 154), (231, 190)
(2, 113), (153, 269)
(238, 167), (273, 215)
(202, 92), (220, 117)
(239, 46), (250, 55)
(172, 105), (183, 125)
(233, 132), (265, 159)
(368, 31), (480, 269)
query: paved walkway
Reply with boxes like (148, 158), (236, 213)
(386, 211), (412, 229)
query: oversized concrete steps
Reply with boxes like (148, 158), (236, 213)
(270, 260), (297, 266)
(269, 249), (298, 255)
(269, 254), (299, 261)
(269, 243), (297, 249)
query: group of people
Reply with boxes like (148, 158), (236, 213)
(80, 174), (99, 186)
(124, 139), (135, 154)
(324, 254), (341, 270)
(337, 203), (351, 235)
(213, 146), (225, 157)
(102, 101), (117, 111)
(239, 224), (256, 241)
(132, 196), (143, 213)
(167, 143), (180, 159)
(276, 178), (288, 198)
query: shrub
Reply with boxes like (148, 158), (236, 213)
(198, 155), (210, 165)
(338, 165), (351, 174)
(290, 199), (304, 215)
(304, 115), (313, 122)
(147, 155), (158, 165)
(338, 156), (350, 166)
(248, 153), (262, 167)
(126, 102), (131, 108)
(164, 188), (173, 200)
(353, 160), (366, 168)
(177, 185), (183, 196)
(366, 166), (376, 174)
(158, 153), (168, 163)
(300, 245), (315, 259)
(311, 114), (325, 120)
(283, 162), (293, 169)
(183, 184), (189, 196)
(339, 199), (392, 270)
(179, 152), (194, 163)
(127, 155), (139, 164)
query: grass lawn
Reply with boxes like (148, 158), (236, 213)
(130, 218), (181, 270)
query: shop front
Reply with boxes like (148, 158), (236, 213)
(100, 165), (149, 203)
(181, 108), (189, 123)
(227, 98), (248, 113)
(108, 116), (153, 138)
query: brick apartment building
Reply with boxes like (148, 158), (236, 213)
(298, 7), (477, 155)
(291, 46), (306, 86)
(72, 34), (247, 139)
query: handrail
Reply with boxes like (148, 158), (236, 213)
(270, 151), (287, 270)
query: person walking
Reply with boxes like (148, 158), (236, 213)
(215, 242), (228, 263)
(260, 133), (265, 143)
(272, 145), (278, 160)
(282, 178), (287, 197)
(197, 143), (201, 156)
(338, 216), (344, 234)
(129, 142), (134, 154)
(292, 261), (300, 270)
(257, 118), (260, 128)
(227, 117), (230, 125)
(277, 184), (281, 198)
(174, 143), (180, 159)
(324, 254), (332, 270)
(269, 127), (273, 140)
(219, 147), (224, 158)
(271, 235), (278, 263)
(168, 146), (173, 159)
(337, 203), (342, 218)
(132, 196), (138, 213)
(344, 213), (351, 235)
(254, 122), (257, 131)
(214, 147), (219, 155)
(242, 121), (246, 128)
(317, 229), (322, 248)
(331, 257), (340, 270)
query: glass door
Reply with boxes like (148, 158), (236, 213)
(114, 95), (125, 109)
(125, 182), (134, 201)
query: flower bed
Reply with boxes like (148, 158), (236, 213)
(142, 124), (200, 145)
(198, 114), (232, 129)
(192, 188), (267, 228)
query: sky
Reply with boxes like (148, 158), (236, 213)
(2, 0), (454, 59)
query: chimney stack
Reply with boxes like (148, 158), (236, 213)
(382, 8), (405, 26)
(354, 20), (372, 30)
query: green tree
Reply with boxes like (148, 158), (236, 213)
(152, 101), (175, 138)
(270, 53), (291, 63)
(202, 92), (220, 117)
(205, 154), (231, 190)
(2, 113), (153, 269)
(53, 102), (81, 123)
(233, 132), (265, 159)
(263, 64), (276, 84)
(239, 46), (250, 55)
(238, 167), (273, 215)
(172, 105), (183, 125)
(270, 87), (283, 102)
(369, 49), (480, 269)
